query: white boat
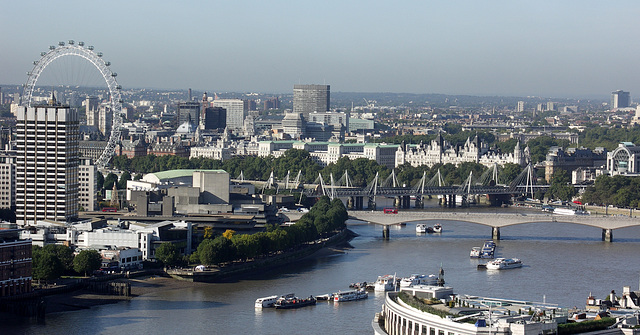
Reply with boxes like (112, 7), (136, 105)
(255, 295), (279, 308)
(399, 274), (438, 288)
(416, 224), (428, 233)
(374, 274), (398, 291)
(470, 247), (481, 258)
(485, 258), (522, 270)
(553, 208), (589, 215)
(333, 289), (368, 302)
(432, 224), (442, 233)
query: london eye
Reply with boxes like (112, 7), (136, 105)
(21, 40), (123, 169)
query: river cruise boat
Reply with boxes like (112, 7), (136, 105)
(399, 274), (437, 288)
(374, 274), (398, 292)
(416, 224), (428, 233)
(485, 258), (522, 270)
(274, 294), (317, 309)
(255, 295), (279, 308)
(333, 289), (368, 302)
(470, 247), (481, 258)
(480, 240), (496, 258)
(553, 207), (589, 215)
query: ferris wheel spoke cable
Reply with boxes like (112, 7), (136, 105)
(22, 41), (122, 169)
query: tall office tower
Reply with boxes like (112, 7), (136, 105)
(85, 96), (100, 127)
(611, 90), (630, 109)
(177, 101), (201, 127)
(293, 84), (330, 118)
(202, 107), (226, 130)
(16, 93), (79, 225)
(212, 99), (248, 133)
(516, 101), (525, 113)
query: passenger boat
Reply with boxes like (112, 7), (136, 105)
(480, 240), (496, 258)
(274, 294), (317, 309)
(416, 224), (428, 233)
(255, 295), (279, 308)
(399, 274), (438, 288)
(432, 224), (442, 233)
(374, 274), (398, 291)
(333, 289), (368, 302)
(553, 207), (589, 215)
(469, 247), (481, 258)
(485, 258), (522, 270)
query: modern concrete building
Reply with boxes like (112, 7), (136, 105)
(212, 99), (248, 133)
(177, 101), (201, 127)
(79, 158), (97, 212)
(611, 90), (631, 109)
(0, 150), (16, 209)
(293, 84), (330, 118)
(16, 94), (79, 225)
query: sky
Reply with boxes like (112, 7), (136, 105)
(1, 0), (639, 98)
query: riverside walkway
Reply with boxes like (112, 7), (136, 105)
(346, 210), (640, 242)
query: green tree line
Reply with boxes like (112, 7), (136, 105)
(157, 196), (348, 267)
(32, 246), (102, 282)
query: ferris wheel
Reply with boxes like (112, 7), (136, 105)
(21, 40), (123, 169)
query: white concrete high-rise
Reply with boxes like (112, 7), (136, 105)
(16, 94), (79, 225)
(212, 99), (248, 133)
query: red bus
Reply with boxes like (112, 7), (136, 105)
(101, 207), (117, 212)
(383, 208), (398, 214)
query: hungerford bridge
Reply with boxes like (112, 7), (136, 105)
(239, 164), (640, 242)
(240, 163), (546, 209)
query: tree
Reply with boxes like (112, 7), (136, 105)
(32, 246), (64, 282)
(117, 171), (132, 189)
(547, 169), (576, 201)
(96, 172), (105, 192)
(103, 172), (118, 190)
(155, 242), (179, 266)
(73, 250), (102, 276)
(43, 244), (74, 272)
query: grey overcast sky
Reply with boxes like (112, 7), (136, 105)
(1, 0), (639, 98)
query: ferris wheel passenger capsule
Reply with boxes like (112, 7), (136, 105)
(68, 40), (74, 45)
(49, 46), (55, 50)
(78, 41), (84, 46)
(58, 41), (65, 46)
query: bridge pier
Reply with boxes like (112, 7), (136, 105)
(402, 196), (410, 209)
(382, 225), (390, 239)
(368, 196), (376, 210)
(492, 227), (501, 240)
(347, 197), (354, 210)
(415, 195), (423, 209)
(602, 229), (613, 242)
(395, 197), (401, 208)
(447, 195), (456, 208)
(356, 197), (363, 210)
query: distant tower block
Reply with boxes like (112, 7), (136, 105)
(293, 84), (330, 119)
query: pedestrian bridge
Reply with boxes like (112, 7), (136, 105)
(346, 210), (640, 242)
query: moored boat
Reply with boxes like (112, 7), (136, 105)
(470, 247), (481, 258)
(480, 240), (496, 258)
(432, 223), (442, 233)
(399, 274), (437, 288)
(255, 295), (279, 308)
(274, 294), (317, 309)
(416, 223), (428, 233)
(374, 274), (398, 291)
(485, 258), (522, 270)
(333, 289), (368, 302)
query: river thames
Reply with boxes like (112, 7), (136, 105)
(8, 205), (640, 335)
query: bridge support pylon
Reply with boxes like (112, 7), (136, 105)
(382, 225), (390, 239)
(492, 227), (501, 240)
(402, 196), (410, 208)
(347, 197), (354, 210)
(415, 195), (423, 209)
(394, 197), (401, 208)
(602, 229), (613, 242)
(355, 196), (363, 210)
(368, 197), (376, 210)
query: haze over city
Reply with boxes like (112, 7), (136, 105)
(1, 1), (639, 98)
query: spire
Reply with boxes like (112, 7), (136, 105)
(48, 90), (57, 106)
